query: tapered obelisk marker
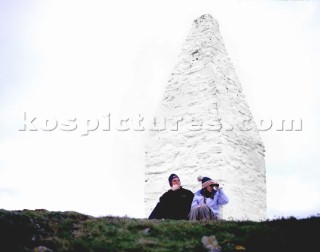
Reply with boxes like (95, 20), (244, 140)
(145, 14), (266, 221)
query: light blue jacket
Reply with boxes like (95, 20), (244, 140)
(191, 189), (229, 219)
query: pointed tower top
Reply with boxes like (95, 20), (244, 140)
(191, 13), (219, 33)
(193, 14), (215, 24)
(198, 14), (213, 20)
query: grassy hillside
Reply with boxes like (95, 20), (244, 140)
(0, 209), (319, 252)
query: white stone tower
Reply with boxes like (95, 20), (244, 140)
(145, 14), (266, 221)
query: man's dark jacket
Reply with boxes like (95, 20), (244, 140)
(148, 187), (194, 220)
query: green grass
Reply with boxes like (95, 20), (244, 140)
(0, 209), (319, 252)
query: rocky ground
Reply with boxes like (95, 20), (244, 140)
(0, 209), (319, 252)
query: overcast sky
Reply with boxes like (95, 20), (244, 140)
(0, 0), (319, 219)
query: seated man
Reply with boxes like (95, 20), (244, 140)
(189, 176), (229, 220)
(148, 174), (194, 220)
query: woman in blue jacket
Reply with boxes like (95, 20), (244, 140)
(189, 176), (229, 220)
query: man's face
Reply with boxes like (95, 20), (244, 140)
(171, 177), (181, 187)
